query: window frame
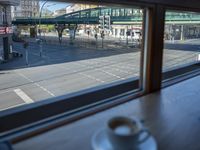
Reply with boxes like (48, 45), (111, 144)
(0, 2), (149, 142)
(1, 0), (200, 143)
(162, 7), (200, 84)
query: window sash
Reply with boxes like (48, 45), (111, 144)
(1, 0), (200, 142)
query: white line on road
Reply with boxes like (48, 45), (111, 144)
(14, 89), (34, 104)
(97, 69), (125, 80)
(34, 83), (55, 97)
(16, 71), (55, 97)
(0, 103), (26, 111)
(197, 54), (200, 61)
(105, 66), (131, 74)
(79, 73), (105, 83)
(0, 89), (13, 95)
(17, 72), (33, 83)
(74, 61), (128, 80)
(75, 62), (126, 80)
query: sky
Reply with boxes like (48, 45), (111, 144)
(40, 2), (70, 12)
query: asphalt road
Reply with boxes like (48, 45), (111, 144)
(0, 38), (199, 111)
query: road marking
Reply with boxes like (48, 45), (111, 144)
(105, 66), (131, 74)
(79, 73), (105, 83)
(16, 71), (55, 97)
(34, 83), (55, 97)
(0, 89), (13, 95)
(198, 54), (200, 61)
(97, 69), (125, 80)
(14, 89), (34, 104)
(0, 103), (26, 111)
(75, 62), (126, 80)
(17, 72), (33, 83)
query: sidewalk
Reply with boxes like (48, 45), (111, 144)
(21, 34), (140, 50)
(1, 42), (45, 70)
(165, 38), (200, 44)
(1, 40), (138, 71)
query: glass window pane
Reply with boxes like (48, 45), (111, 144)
(0, 4), (144, 111)
(163, 10), (200, 80)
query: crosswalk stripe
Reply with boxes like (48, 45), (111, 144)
(14, 89), (34, 104)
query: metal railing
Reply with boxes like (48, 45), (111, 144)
(13, 7), (200, 25)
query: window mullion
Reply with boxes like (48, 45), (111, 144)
(142, 5), (165, 93)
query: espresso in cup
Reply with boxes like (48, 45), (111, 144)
(114, 124), (134, 136)
(107, 116), (150, 150)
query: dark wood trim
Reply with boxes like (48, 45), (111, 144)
(144, 5), (165, 93)
(139, 9), (146, 90)
(55, 0), (200, 10)
(165, 6), (200, 13)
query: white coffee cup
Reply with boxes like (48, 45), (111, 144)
(107, 116), (150, 150)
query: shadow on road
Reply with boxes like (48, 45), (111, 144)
(164, 42), (200, 52)
(0, 41), (140, 71)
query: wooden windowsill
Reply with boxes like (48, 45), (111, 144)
(13, 75), (200, 150)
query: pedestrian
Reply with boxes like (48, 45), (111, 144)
(95, 33), (98, 39)
(23, 40), (29, 66)
(58, 31), (62, 44)
(23, 40), (29, 49)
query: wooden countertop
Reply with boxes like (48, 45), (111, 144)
(14, 75), (200, 150)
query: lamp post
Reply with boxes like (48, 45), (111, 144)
(37, 0), (49, 57)
(43, 3), (56, 41)
(44, 4), (56, 18)
(39, 0), (49, 38)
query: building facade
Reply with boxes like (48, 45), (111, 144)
(0, 0), (19, 62)
(12, 0), (39, 19)
(53, 8), (66, 17)
(66, 4), (99, 14)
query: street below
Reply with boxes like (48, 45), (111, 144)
(0, 37), (199, 111)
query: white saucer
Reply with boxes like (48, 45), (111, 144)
(91, 129), (157, 150)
